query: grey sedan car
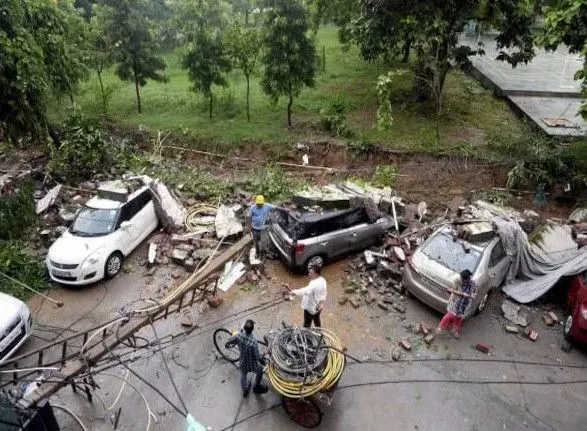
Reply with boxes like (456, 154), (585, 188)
(403, 225), (512, 316)
(268, 207), (394, 272)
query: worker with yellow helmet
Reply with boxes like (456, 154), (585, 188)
(248, 195), (275, 259)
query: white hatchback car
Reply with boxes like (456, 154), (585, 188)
(46, 185), (159, 285)
(0, 293), (33, 365)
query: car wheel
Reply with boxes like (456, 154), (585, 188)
(563, 315), (573, 341)
(104, 252), (123, 279)
(306, 255), (325, 273)
(475, 291), (490, 315)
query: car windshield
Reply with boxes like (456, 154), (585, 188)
(70, 207), (118, 237)
(421, 232), (482, 274)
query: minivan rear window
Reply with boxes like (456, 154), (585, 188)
(421, 232), (482, 274)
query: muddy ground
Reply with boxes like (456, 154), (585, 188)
(10, 240), (587, 431)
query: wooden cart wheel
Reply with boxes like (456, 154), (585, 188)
(282, 397), (323, 428)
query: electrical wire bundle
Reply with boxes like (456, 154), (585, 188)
(267, 327), (345, 398)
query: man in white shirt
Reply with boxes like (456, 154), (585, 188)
(284, 264), (327, 327)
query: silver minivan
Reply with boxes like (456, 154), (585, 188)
(403, 225), (512, 316)
(268, 207), (394, 272)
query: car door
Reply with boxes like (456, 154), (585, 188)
(487, 240), (510, 288)
(347, 209), (376, 251)
(117, 200), (140, 255)
(305, 214), (350, 260)
(128, 191), (154, 251)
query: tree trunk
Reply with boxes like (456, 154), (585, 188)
(246, 74), (251, 122)
(97, 69), (106, 114)
(209, 92), (213, 120)
(133, 67), (142, 114)
(412, 66), (433, 102)
(287, 87), (293, 128)
(402, 38), (412, 64)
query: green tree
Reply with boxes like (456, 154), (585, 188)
(540, 0), (587, 118)
(0, 0), (88, 142)
(175, 0), (232, 120)
(225, 21), (262, 121)
(101, 0), (167, 114)
(88, 6), (113, 114)
(261, 0), (317, 127)
(349, 0), (541, 102)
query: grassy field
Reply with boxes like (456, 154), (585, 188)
(54, 26), (533, 152)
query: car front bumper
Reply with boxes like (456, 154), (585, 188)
(0, 314), (32, 365)
(46, 259), (104, 286)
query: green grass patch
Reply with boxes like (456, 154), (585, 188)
(54, 26), (536, 154)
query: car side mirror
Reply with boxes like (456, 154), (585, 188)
(120, 221), (132, 229)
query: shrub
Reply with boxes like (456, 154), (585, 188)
(347, 135), (375, 153)
(0, 182), (37, 241)
(0, 241), (48, 300)
(47, 105), (109, 180)
(373, 164), (397, 188)
(248, 162), (305, 201)
(320, 98), (351, 137)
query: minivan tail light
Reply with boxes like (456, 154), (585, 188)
(293, 242), (305, 254)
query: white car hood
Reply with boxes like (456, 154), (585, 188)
(0, 293), (26, 329)
(48, 231), (112, 265)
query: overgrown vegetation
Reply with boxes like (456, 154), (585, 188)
(0, 182), (37, 241)
(320, 98), (352, 137)
(47, 106), (110, 181)
(499, 136), (587, 193)
(247, 162), (306, 201)
(373, 165), (397, 188)
(0, 184), (48, 300)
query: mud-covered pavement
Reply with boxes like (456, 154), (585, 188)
(18, 244), (587, 431)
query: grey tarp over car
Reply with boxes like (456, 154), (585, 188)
(494, 218), (587, 303)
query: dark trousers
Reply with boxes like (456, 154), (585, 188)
(303, 309), (322, 328)
(252, 228), (262, 256)
(240, 365), (263, 393)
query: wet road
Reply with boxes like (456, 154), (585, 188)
(13, 248), (587, 430)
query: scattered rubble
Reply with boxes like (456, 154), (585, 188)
(424, 334), (435, 345)
(529, 330), (539, 341)
(501, 300), (531, 327)
(36, 185), (62, 215)
(398, 339), (412, 351)
(505, 325), (519, 334)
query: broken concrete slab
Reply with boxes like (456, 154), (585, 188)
(569, 207), (587, 223)
(148, 179), (187, 230)
(215, 204), (244, 239)
(172, 248), (189, 265)
(36, 185), (62, 214)
(501, 300), (531, 327)
(218, 261), (246, 292)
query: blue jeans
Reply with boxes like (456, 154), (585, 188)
(240, 365), (263, 393)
